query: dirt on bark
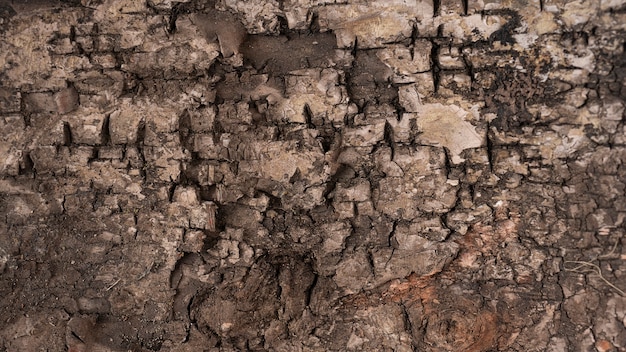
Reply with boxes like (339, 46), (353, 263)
(1, 0), (626, 351)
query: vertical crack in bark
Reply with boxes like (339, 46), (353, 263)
(433, 0), (441, 17)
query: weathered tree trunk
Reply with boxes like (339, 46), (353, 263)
(1, 0), (625, 351)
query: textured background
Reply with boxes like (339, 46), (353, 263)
(1, 0), (626, 350)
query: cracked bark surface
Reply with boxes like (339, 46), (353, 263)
(1, 0), (626, 351)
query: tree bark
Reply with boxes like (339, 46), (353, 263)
(1, 0), (625, 350)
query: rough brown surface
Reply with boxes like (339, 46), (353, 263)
(1, 0), (626, 351)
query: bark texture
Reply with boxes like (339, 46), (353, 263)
(1, 0), (626, 351)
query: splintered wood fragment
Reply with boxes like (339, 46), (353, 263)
(105, 278), (121, 291)
(206, 201), (217, 232)
(54, 84), (79, 114)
